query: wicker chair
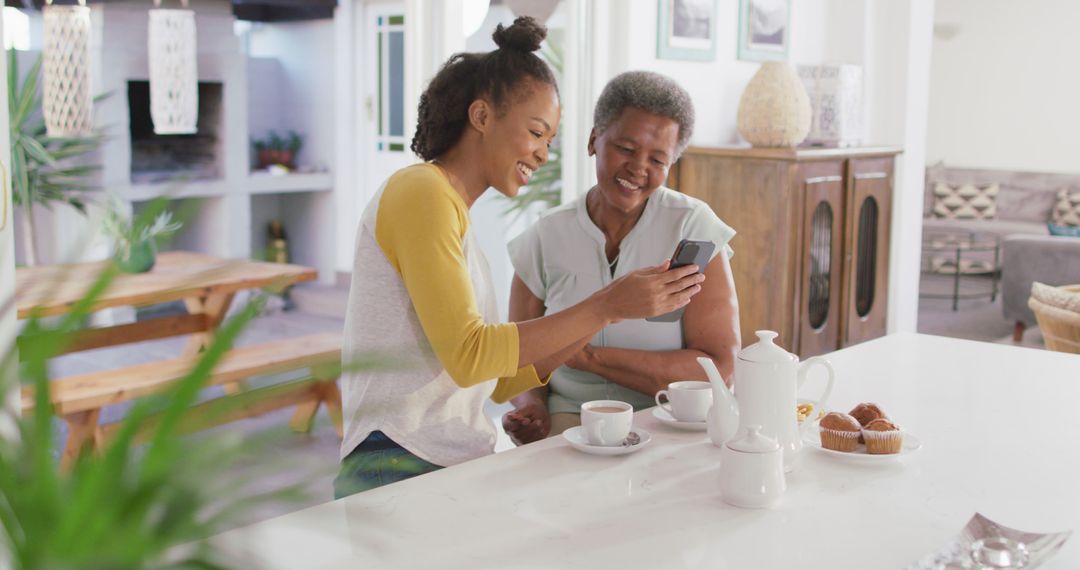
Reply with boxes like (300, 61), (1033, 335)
(1028, 284), (1080, 354)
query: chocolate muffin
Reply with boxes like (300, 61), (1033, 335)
(862, 418), (903, 454)
(849, 403), (887, 443)
(819, 412), (861, 452)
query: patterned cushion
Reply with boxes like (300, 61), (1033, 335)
(1050, 188), (1080, 227)
(1048, 223), (1080, 237)
(1032, 282), (1080, 313)
(932, 182), (999, 220)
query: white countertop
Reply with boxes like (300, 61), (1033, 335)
(211, 333), (1080, 569)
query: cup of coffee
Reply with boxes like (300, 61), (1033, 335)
(654, 380), (713, 422)
(580, 400), (633, 447)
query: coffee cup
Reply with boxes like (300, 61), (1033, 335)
(580, 400), (633, 447)
(654, 380), (713, 422)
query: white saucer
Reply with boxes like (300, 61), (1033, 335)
(651, 407), (708, 431)
(562, 426), (652, 456)
(802, 422), (923, 462)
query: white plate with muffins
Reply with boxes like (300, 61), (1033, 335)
(803, 402), (923, 462)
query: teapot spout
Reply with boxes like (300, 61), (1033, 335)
(698, 357), (740, 447)
(697, 356), (731, 396)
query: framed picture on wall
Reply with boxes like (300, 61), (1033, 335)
(737, 0), (790, 61)
(657, 0), (717, 61)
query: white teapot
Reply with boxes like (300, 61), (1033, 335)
(719, 424), (785, 509)
(698, 330), (835, 472)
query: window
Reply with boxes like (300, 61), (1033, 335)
(375, 14), (405, 152)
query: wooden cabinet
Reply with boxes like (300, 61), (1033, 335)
(669, 146), (901, 358)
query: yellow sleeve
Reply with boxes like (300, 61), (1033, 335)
(491, 365), (549, 404)
(375, 166), (520, 386)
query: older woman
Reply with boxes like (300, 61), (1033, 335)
(502, 71), (741, 443)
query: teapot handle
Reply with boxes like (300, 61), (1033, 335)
(797, 356), (835, 415)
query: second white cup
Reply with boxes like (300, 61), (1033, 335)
(655, 380), (713, 422)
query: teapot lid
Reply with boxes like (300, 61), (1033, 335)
(726, 425), (780, 453)
(738, 330), (796, 364)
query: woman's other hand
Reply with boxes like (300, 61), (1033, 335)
(595, 260), (705, 321)
(502, 401), (551, 445)
(564, 344), (595, 372)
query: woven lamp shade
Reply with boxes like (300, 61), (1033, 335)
(42, 0), (92, 138)
(736, 62), (812, 148)
(149, 1), (199, 135)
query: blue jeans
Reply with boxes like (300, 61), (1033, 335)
(333, 431), (443, 499)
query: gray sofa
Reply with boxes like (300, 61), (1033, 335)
(922, 164), (1080, 337)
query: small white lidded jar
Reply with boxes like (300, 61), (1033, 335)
(720, 424), (786, 509)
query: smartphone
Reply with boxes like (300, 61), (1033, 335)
(646, 239), (715, 322)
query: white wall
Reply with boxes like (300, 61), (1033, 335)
(925, 0), (1080, 172)
(611, 0), (867, 148)
(248, 20), (337, 172)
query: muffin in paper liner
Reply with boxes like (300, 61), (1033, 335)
(862, 418), (903, 454)
(819, 412), (861, 452)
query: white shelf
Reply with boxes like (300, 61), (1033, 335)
(247, 172), (334, 195)
(121, 180), (232, 202)
(117, 172), (333, 202)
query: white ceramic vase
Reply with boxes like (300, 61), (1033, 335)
(736, 62), (812, 148)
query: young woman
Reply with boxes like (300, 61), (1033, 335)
(335, 19), (705, 498)
(503, 71), (741, 444)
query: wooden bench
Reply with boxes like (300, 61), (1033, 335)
(21, 332), (344, 469)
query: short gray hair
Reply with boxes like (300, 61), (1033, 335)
(593, 71), (695, 156)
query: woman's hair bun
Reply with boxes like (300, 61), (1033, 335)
(492, 16), (546, 53)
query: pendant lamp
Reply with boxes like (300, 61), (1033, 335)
(149, 0), (198, 134)
(42, 0), (92, 138)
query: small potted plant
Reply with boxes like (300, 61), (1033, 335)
(252, 130), (303, 170)
(102, 196), (183, 273)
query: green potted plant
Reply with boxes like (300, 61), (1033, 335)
(252, 130), (303, 170)
(8, 49), (107, 266)
(3, 242), (294, 567)
(101, 195), (183, 273)
(1, 198), (396, 568)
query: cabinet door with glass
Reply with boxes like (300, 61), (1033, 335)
(797, 161), (846, 358)
(842, 157), (893, 347)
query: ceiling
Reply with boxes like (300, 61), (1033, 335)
(4, 0), (337, 22)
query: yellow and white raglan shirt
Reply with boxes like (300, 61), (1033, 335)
(340, 163), (545, 467)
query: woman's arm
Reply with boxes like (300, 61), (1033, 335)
(564, 254), (741, 395)
(514, 262), (704, 368)
(510, 276), (591, 379)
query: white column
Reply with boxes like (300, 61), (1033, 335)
(864, 0), (936, 334)
(334, 0), (358, 280)
(0, 3), (19, 443)
(404, 0), (465, 153)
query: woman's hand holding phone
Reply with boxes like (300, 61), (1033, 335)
(593, 260), (705, 323)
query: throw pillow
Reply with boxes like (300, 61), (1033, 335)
(932, 182), (999, 220)
(1031, 282), (1080, 313)
(1050, 188), (1080, 227)
(1048, 223), (1080, 237)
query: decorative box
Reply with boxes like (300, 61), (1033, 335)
(797, 64), (863, 147)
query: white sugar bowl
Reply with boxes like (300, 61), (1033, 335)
(720, 424), (786, 509)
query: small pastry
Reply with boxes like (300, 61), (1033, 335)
(819, 412), (861, 452)
(862, 418), (903, 454)
(849, 402), (887, 426)
(849, 403), (887, 443)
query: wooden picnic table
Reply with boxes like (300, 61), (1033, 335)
(16, 251), (335, 469)
(16, 251), (317, 357)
